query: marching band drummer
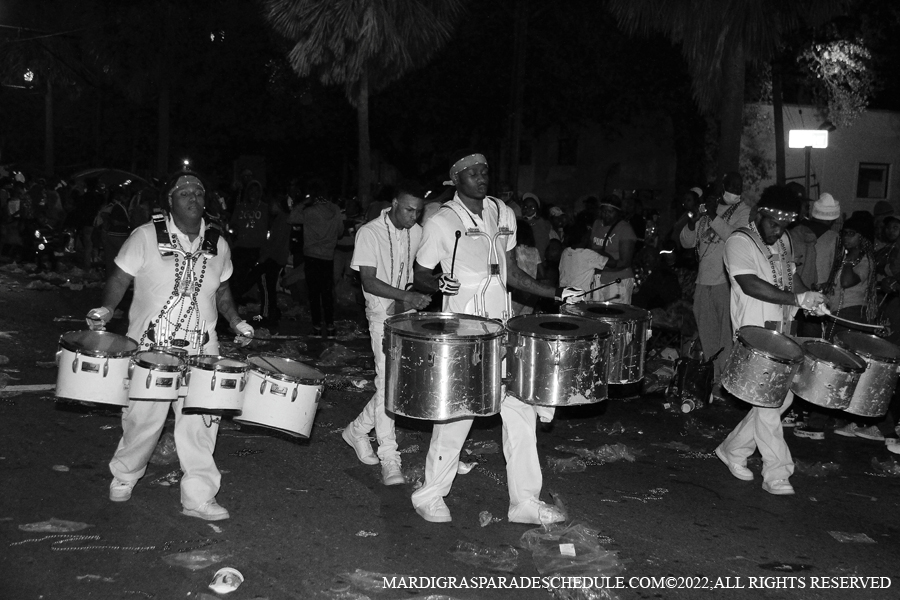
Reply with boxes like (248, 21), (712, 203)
(342, 181), (432, 485)
(715, 185), (826, 496)
(86, 167), (254, 521)
(411, 151), (583, 524)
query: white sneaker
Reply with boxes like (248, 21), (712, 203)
(887, 438), (900, 455)
(414, 496), (451, 523)
(381, 459), (405, 486)
(834, 423), (861, 438)
(508, 498), (566, 525)
(854, 425), (885, 441)
(182, 500), (230, 521)
(109, 477), (137, 502)
(342, 425), (379, 465)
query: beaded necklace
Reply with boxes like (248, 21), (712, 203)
(138, 227), (208, 348)
(384, 211), (411, 289)
(750, 222), (792, 292)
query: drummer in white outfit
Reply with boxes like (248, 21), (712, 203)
(87, 169), (254, 521)
(342, 181), (432, 485)
(411, 152), (583, 524)
(715, 185), (826, 496)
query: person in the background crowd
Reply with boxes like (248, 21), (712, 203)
(560, 224), (607, 294)
(229, 180), (269, 303)
(590, 194), (636, 303)
(521, 193), (553, 262)
(79, 178), (106, 269)
(670, 187), (702, 268)
(245, 195), (292, 329)
(101, 186), (132, 276)
(873, 200), (894, 252)
(300, 187), (344, 337)
(679, 172), (749, 391)
(549, 206), (568, 245)
(511, 219), (542, 315)
(788, 192), (841, 338)
(632, 241), (682, 311)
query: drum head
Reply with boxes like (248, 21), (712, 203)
(60, 330), (139, 358)
(835, 331), (900, 364)
(507, 314), (610, 340)
(738, 326), (804, 364)
(385, 312), (504, 340)
(248, 354), (324, 383)
(134, 350), (183, 369)
(803, 340), (867, 372)
(562, 302), (650, 322)
(189, 355), (248, 372)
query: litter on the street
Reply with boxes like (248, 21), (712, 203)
(449, 540), (518, 572)
(18, 518), (92, 533)
(828, 531), (876, 543)
(208, 567), (244, 594)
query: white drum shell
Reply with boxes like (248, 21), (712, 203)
(127, 351), (184, 401)
(55, 331), (138, 407)
(183, 356), (248, 415)
(234, 355), (325, 438)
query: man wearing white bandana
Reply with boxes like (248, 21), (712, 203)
(680, 172), (750, 388)
(411, 151), (583, 524)
(86, 169), (254, 521)
(343, 181), (432, 485)
(715, 185), (826, 496)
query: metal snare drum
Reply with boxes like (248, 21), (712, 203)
(182, 355), (249, 415)
(127, 350), (184, 401)
(721, 326), (804, 407)
(561, 302), (651, 384)
(790, 340), (867, 410)
(506, 314), (611, 406)
(384, 312), (503, 420)
(235, 355), (325, 438)
(834, 331), (900, 417)
(55, 330), (139, 406)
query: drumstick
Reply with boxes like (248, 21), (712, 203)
(826, 313), (886, 331)
(567, 278), (622, 300)
(449, 231), (461, 278)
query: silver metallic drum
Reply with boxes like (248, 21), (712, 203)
(561, 302), (651, 384)
(384, 312), (503, 420)
(790, 340), (867, 410)
(721, 326), (804, 408)
(506, 314), (611, 406)
(834, 332), (900, 416)
(56, 330), (139, 406)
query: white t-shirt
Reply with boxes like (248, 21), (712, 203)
(115, 217), (232, 350)
(724, 226), (795, 332)
(559, 248), (607, 290)
(350, 208), (423, 324)
(417, 195), (516, 315)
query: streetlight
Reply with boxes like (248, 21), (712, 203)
(788, 129), (828, 199)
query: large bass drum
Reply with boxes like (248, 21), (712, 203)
(721, 326), (804, 408)
(56, 330), (139, 407)
(506, 314), (610, 406)
(561, 302), (651, 384)
(834, 331), (900, 417)
(384, 312), (503, 420)
(791, 340), (867, 410)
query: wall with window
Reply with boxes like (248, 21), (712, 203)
(745, 104), (900, 216)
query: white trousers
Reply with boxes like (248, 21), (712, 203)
(411, 394), (542, 514)
(718, 392), (795, 483)
(109, 340), (221, 510)
(346, 318), (399, 461)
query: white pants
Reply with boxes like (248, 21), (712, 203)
(411, 394), (542, 515)
(718, 392), (795, 483)
(592, 275), (634, 304)
(346, 318), (399, 461)
(109, 340), (222, 510)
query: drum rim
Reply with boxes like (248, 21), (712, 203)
(133, 351), (184, 371)
(247, 353), (325, 384)
(735, 326), (804, 364)
(834, 331), (900, 364)
(506, 314), (611, 340)
(384, 311), (505, 341)
(802, 340), (868, 373)
(186, 354), (249, 374)
(561, 301), (652, 320)
(58, 330), (139, 358)
(150, 344), (189, 357)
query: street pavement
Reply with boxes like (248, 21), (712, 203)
(0, 263), (898, 600)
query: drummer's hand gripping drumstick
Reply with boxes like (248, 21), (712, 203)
(558, 278), (622, 301)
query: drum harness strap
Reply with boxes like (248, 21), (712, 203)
(734, 225), (795, 333)
(440, 197), (513, 322)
